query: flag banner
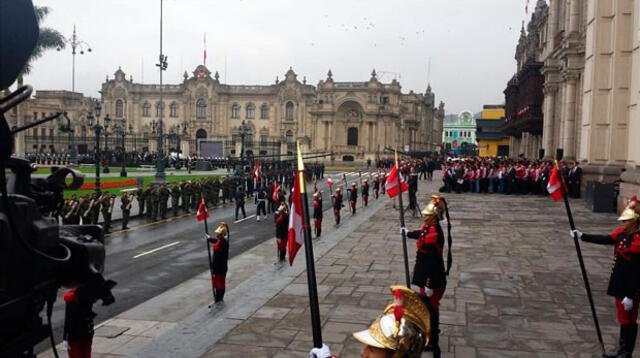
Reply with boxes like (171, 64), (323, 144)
(386, 165), (408, 198)
(196, 198), (209, 221)
(272, 183), (280, 202)
(547, 166), (564, 201)
(326, 176), (334, 186)
(287, 170), (304, 265)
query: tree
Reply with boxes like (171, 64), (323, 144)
(22, 6), (66, 75)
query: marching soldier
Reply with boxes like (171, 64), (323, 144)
(402, 194), (452, 358)
(171, 183), (181, 216)
(310, 286), (431, 358)
(373, 174), (380, 200)
(99, 193), (114, 234)
(207, 222), (230, 305)
(158, 184), (170, 220)
(274, 202), (288, 265)
(348, 182), (358, 215)
(191, 181), (200, 210)
(572, 196), (640, 358)
(332, 187), (343, 226)
(89, 192), (101, 225)
(135, 185), (146, 217)
(120, 191), (132, 230)
(212, 178), (221, 207)
(362, 179), (370, 207)
(181, 181), (191, 212)
(79, 195), (92, 225)
(255, 185), (267, 222)
(145, 185), (155, 219)
(313, 190), (323, 238)
(234, 186), (247, 221)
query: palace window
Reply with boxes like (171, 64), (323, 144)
(231, 103), (240, 119)
(115, 99), (124, 118)
(260, 104), (269, 119)
(142, 102), (150, 117)
(246, 103), (255, 119)
(156, 102), (164, 117)
(347, 127), (358, 146)
(285, 101), (294, 121)
(260, 134), (268, 144)
(170, 102), (178, 117)
(196, 99), (207, 119)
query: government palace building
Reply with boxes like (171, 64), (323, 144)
(9, 65), (445, 162)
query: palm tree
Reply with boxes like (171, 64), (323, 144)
(21, 6), (66, 76)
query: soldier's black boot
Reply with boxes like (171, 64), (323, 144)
(216, 289), (225, 303)
(316, 228), (321, 238)
(620, 323), (638, 358)
(604, 325), (631, 358)
(279, 249), (286, 263)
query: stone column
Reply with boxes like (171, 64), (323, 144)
(569, 0), (581, 33)
(562, 73), (579, 160)
(542, 84), (558, 159)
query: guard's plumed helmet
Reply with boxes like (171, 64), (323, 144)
(214, 222), (229, 237)
(421, 194), (446, 221)
(618, 196), (640, 222)
(353, 286), (431, 358)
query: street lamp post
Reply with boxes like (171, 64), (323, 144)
(239, 120), (250, 163)
(57, 25), (92, 93)
(102, 115), (111, 173)
(154, 0), (168, 184)
(88, 101), (103, 194)
(114, 119), (131, 177)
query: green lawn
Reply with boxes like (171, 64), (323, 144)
(63, 174), (220, 198)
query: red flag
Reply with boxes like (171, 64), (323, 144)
(386, 165), (408, 198)
(326, 176), (334, 186)
(196, 198), (209, 221)
(287, 170), (304, 265)
(547, 166), (564, 201)
(272, 183), (280, 202)
(253, 160), (261, 181)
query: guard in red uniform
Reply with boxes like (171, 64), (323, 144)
(275, 202), (289, 264)
(380, 172), (387, 196)
(208, 222), (229, 304)
(313, 191), (323, 238)
(403, 194), (452, 358)
(361, 179), (370, 207)
(332, 188), (343, 226)
(573, 196), (640, 358)
(372, 175), (380, 199)
(348, 182), (358, 215)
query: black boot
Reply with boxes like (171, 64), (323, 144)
(316, 228), (321, 238)
(622, 324), (638, 358)
(216, 289), (225, 303)
(279, 249), (286, 262)
(604, 324), (636, 358)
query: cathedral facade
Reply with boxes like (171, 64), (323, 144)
(99, 65), (444, 161)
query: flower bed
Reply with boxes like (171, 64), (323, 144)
(79, 179), (137, 190)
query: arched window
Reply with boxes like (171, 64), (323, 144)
(246, 103), (255, 119)
(142, 102), (150, 117)
(196, 99), (207, 119)
(286, 130), (294, 152)
(195, 128), (207, 139)
(115, 99), (124, 118)
(260, 104), (269, 119)
(156, 102), (164, 117)
(285, 101), (294, 121)
(170, 102), (178, 117)
(231, 103), (240, 119)
(347, 127), (358, 146)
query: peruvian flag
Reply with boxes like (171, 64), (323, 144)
(253, 160), (261, 182)
(196, 198), (209, 221)
(386, 165), (408, 198)
(342, 173), (347, 186)
(287, 171), (304, 265)
(326, 176), (334, 187)
(547, 166), (564, 201)
(272, 183), (280, 202)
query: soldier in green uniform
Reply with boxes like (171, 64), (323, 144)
(181, 181), (191, 212)
(121, 191), (132, 230)
(171, 183), (181, 216)
(100, 193), (113, 233)
(150, 185), (160, 221)
(135, 185), (146, 216)
(191, 180), (200, 210)
(79, 195), (92, 225)
(146, 184), (155, 220)
(90, 192), (101, 225)
(221, 177), (229, 204)
(158, 184), (170, 220)
(212, 178), (221, 207)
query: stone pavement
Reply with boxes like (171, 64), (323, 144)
(200, 178), (624, 358)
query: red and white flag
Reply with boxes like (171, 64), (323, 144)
(196, 198), (209, 221)
(386, 165), (408, 198)
(287, 171), (304, 265)
(326, 176), (334, 186)
(342, 173), (347, 186)
(272, 183), (280, 202)
(203, 33), (207, 65)
(253, 160), (261, 181)
(547, 166), (564, 201)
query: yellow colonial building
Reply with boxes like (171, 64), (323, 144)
(476, 105), (509, 157)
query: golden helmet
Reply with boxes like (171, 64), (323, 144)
(278, 202), (288, 213)
(421, 194), (446, 221)
(313, 191), (321, 199)
(214, 222), (229, 237)
(353, 286), (430, 358)
(618, 196), (639, 222)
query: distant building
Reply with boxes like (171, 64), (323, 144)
(476, 105), (509, 157)
(442, 111), (477, 155)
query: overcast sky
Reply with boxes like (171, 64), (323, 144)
(25, 0), (531, 114)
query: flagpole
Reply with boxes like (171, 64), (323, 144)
(395, 150), (411, 288)
(297, 141), (323, 348)
(555, 161), (605, 354)
(199, 198), (216, 305)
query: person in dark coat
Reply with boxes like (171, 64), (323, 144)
(402, 194), (452, 358)
(313, 190), (323, 238)
(332, 187), (343, 226)
(274, 202), (289, 264)
(234, 187), (246, 221)
(372, 175), (380, 199)
(361, 179), (370, 207)
(348, 182), (358, 215)
(572, 196), (640, 358)
(568, 161), (583, 198)
(207, 222), (230, 304)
